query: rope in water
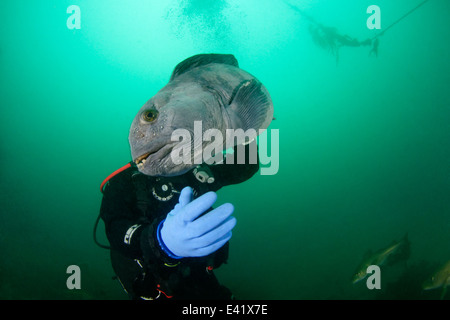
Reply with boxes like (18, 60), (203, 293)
(371, 0), (430, 40)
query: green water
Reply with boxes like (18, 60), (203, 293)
(1, 0), (449, 300)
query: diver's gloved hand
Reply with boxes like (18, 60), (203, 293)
(157, 186), (236, 259)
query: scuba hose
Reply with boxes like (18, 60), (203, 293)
(100, 162), (132, 193)
(93, 213), (111, 249)
(94, 162), (133, 250)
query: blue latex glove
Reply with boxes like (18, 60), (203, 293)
(157, 186), (236, 259)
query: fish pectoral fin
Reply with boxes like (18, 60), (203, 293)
(170, 54), (239, 81)
(226, 79), (274, 139)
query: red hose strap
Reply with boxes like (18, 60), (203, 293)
(100, 162), (132, 193)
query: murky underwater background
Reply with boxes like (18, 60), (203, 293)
(0, 0), (449, 299)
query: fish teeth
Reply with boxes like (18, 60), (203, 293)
(135, 152), (151, 165)
(137, 158), (146, 169)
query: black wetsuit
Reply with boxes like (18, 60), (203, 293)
(100, 144), (259, 300)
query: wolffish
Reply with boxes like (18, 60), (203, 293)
(129, 53), (274, 177)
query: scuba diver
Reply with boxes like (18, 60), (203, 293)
(308, 23), (373, 63)
(98, 53), (273, 301)
(99, 145), (259, 300)
(286, 0), (374, 64)
(286, 0), (430, 63)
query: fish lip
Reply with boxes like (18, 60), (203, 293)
(132, 125), (181, 166)
(133, 147), (161, 166)
(134, 152), (152, 165)
(134, 142), (177, 168)
(133, 142), (168, 165)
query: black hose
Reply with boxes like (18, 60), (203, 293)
(93, 213), (111, 249)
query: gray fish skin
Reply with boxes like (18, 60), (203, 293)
(129, 54), (273, 176)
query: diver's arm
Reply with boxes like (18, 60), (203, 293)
(100, 169), (182, 265)
(100, 171), (146, 259)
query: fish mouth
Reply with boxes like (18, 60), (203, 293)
(134, 149), (159, 170)
(133, 143), (176, 171)
(134, 152), (152, 165)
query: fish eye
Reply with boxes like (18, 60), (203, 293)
(142, 110), (159, 122)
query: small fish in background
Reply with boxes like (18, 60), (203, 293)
(352, 233), (411, 284)
(422, 260), (450, 300)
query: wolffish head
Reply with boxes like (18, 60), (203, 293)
(128, 90), (182, 176)
(128, 88), (218, 177)
(128, 53), (272, 176)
